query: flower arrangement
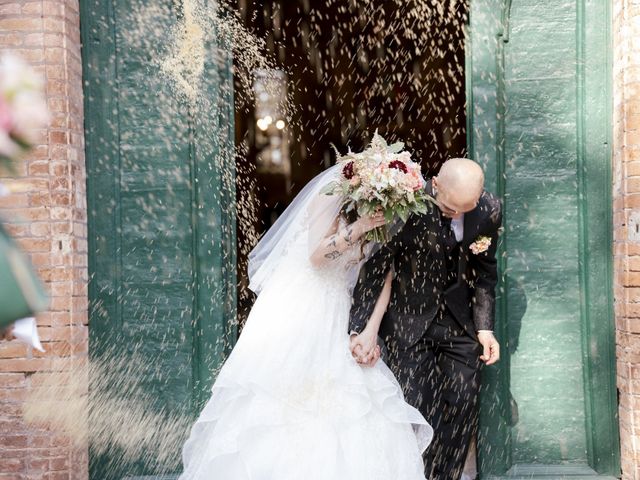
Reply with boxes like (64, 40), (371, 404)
(0, 54), (48, 172)
(322, 132), (434, 242)
(470, 235), (492, 255)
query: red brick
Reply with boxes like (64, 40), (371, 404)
(625, 193), (640, 208)
(21, 2), (44, 15)
(7, 48), (45, 63)
(49, 132), (68, 146)
(23, 33), (45, 47)
(45, 65), (65, 80)
(43, 34), (64, 48)
(45, 472), (70, 480)
(624, 271), (640, 287)
(0, 435), (28, 448)
(37, 327), (70, 342)
(0, 374), (25, 388)
(626, 160), (640, 176)
(17, 238), (51, 253)
(50, 207), (71, 220)
(6, 207), (49, 221)
(0, 343), (28, 359)
(0, 33), (23, 47)
(34, 342), (71, 358)
(49, 457), (68, 471)
(42, 18), (64, 34)
(30, 144), (49, 160)
(0, 457), (25, 473)
(28, 458), (50, 472)
(28, 161), (50, 176)
(0, 4), (22, 15)
(30, 222), (51, 237)
(0, 358), (52, 373)
(0, 18), (42, 32)
(47, 98), (67, 113)
(0, 194), (29, 209)
(51, 223), (72, 235)
(44, 48), (65, 65)
(2, 223), (30, 239)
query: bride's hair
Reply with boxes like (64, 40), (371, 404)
(339, 203), (358, 223)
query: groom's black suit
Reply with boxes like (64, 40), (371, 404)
(349, 180), (502, 480)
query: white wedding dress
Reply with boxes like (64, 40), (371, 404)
(179, 166), (432, 480)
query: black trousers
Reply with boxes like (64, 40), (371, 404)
(384, 311), (482, 480)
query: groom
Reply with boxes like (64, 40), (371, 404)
(349, 158), (502, 479)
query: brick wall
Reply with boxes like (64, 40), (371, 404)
(0, 1), (88, 479)
(614, 1), (640, 479)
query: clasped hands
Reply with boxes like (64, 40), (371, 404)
(349, 329), (381, 368)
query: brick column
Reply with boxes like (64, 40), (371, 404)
(0, 1), (88, 479)
(614, 1), (640, 479)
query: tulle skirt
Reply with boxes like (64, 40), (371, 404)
(179, 259), (432, 480)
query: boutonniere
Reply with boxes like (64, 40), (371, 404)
(470, 235), (491, 255)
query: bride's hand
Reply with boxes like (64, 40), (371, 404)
(350, 329), (381, 367)
(353, 211), (386, 236)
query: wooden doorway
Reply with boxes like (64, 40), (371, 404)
(468, 0), (619, 477)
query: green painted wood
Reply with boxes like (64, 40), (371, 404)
(468, 0), (619, 477)
(485, 463), (617, 479)
(81, 0), (236, 478)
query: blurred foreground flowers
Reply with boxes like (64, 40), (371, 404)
(0, 53), (49, 334)
(0, 53), (48, 171)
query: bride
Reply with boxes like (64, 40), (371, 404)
(178, 164), (432, 480)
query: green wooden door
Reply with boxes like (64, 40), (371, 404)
(467, 0), (619, 478)
(81, 1), (236, 478)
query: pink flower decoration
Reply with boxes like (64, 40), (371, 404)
(470, 236), (492, 255)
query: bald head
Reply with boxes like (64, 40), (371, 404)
(433, 158), (484, 218)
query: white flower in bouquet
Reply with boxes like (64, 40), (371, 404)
(0, 54), (48, 170)
(322, 132), (435, 243)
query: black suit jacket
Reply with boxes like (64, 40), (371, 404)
(349, 181), (502, 345)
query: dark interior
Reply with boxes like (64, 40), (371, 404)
(234, 0), (469, 323)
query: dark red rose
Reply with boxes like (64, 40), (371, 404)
(342, 161), (355, 179)
(389, 159), (408, 173)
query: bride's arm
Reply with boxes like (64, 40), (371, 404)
(309, 211), (386, 267)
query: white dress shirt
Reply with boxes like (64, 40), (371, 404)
(450, 214), (464, 242)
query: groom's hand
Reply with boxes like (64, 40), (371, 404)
(350, 333), (381, 367)
(363, 345), (381, 367)
(477, 331), (500, 365)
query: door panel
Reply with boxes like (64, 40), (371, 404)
(467, 0), (619, 477)
(81, 0), (236, 477)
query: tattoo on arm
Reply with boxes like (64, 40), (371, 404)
(325, 250), (343, 260)
(322, 227), (354, 261)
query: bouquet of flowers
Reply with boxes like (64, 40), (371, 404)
(0, 54), (48, 172)
(322, 132), (434, 243)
